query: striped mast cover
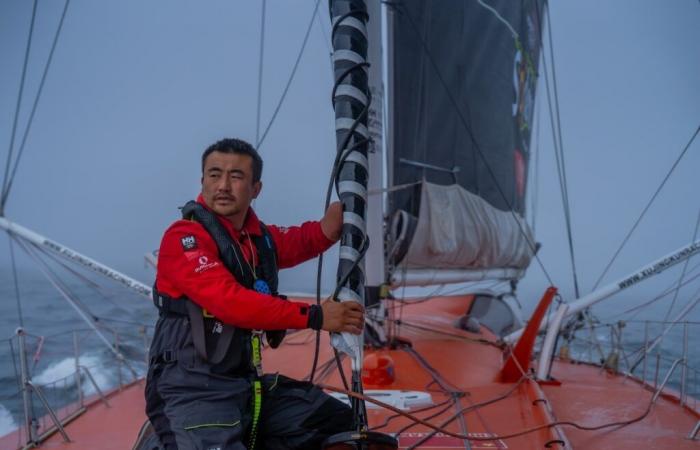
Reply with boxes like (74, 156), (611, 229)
(329, 0), (370, 425)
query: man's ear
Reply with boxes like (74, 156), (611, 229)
(253, 181), (262, 199)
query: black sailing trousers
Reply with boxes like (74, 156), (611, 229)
(145, 349), (353, 450)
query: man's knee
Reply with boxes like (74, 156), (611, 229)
(261, 375), (353, 449)
(160, 397), (250, 450)
(149, 363), (252, 450)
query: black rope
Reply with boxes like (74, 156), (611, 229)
(310, 136), (370, 382)
(309, 257), (324, 383)
(592, 123), (700, 290)
(1, 0), (71, 210)
(333, 347), (350, 391)
(257, 0), (322, 150)
(1, 0), (38, 215)
(309, 61), (371, 382)
(396, 3), (555, 287)
(371, 398), (454, 432)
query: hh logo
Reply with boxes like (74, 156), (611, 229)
(181, 235), (197, 251)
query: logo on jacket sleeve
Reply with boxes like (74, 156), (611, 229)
(181, 235), (197, 251)
(194, 255), (219, 273)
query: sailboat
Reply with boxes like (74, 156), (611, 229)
(1, 0), (699, 449)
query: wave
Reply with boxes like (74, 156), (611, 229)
(0, 403), (17, 438)
(33, 354), (115, 396)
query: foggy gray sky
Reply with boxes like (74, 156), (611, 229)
(1, 1), (699, 321)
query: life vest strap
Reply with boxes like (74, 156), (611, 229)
(153, 286), (235, 365)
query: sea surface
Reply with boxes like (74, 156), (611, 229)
(1, 265), (699, 439)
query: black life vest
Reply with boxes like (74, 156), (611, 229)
(152, 200), (280, 375)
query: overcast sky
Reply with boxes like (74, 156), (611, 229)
(1, 1), (699, 321)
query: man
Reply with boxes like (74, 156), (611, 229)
(145, 138), (363, 449)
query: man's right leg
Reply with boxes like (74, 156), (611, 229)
(155, 361), (252, 450)
(259, 374), (354, 450)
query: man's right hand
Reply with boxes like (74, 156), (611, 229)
(320, 298), (364, 334)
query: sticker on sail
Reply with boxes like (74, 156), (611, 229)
(181, 235), (198, 251)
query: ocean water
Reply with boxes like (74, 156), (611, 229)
(1, 265), (699, 439)
(0, 266), (156, 438)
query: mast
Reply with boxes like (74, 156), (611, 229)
(329, 0), (371, 429)
(325, 3), (397, 446)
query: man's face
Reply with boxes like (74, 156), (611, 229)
(201, 151), (262, 223)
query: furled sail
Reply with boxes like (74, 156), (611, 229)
(386, 0), (544, 279)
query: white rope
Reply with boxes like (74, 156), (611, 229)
(475, 0), (519, 39)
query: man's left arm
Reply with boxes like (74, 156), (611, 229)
(269, 201), (342, 269)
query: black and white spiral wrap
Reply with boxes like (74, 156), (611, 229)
(329, 0), (370, 361)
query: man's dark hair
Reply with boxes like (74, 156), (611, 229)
(201, 138), (263, 182)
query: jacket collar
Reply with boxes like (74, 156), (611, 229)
(196, 194), (262, 238)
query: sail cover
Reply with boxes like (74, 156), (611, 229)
(387, 0), (544, 272)
(399, 182), (534, 269)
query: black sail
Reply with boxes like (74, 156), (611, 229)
(387, 0), (544, 274)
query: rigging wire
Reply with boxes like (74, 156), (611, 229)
(254, 0), (266, 147)
(539, 0), (594, 348)
(591, 123), (700, 290)
(662, 207), (700, 323)
(613, 258), (700, 317)
(313, 2), (333, 70)
(8, 234), (25, 328)
(628, 289), (700, 372)
(1, 0), (38, 215)
(395, 3), (556, 287)
(12, 236), (139, 377)
(1, 0), (71, 210)
(530, 94), (541, 235)
(540, 2), (581, 299)
(36, 241), (140, 315)
(256, 0), (322, 150)
(17, 238), (99, 321)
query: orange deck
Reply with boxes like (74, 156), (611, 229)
(0, 380), (146, 449)
(1, 295), (698, 449)
(544, 359), (700, 449)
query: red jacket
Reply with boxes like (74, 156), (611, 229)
(156, 195), (333, 330)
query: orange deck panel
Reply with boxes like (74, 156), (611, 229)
(2, 295), (699, 449)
